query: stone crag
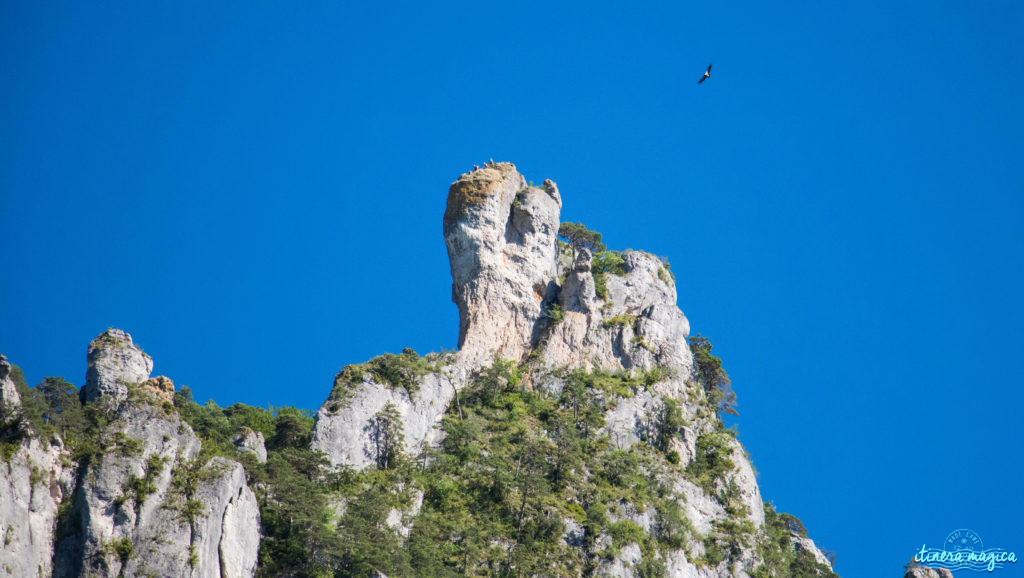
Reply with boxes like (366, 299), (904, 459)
(310, 162), (836, 577)
(2, 331), (259, 578)
(2, 161), (835, 577)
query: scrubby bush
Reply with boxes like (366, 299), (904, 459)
(689, 335), (738, 416)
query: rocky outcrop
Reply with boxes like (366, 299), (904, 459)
(0, 355), (20, 410)
(312, 370), (459, 469)
(82, 328), (153, 403)
(0, 356), (73, 578)
(0, 438), (71, 577)
(140, 375), (176, 403)
(25, 330), (263, 578)
(232, 427), (268, 463)
(191, 458), (260, 578)
(306, 162), (836, 577)
(794, 534), (837, 570)
(444, 163), (562, 369)
(544, 249), (692, 373)
(4, 161), (837, 577)
(317, 164), (697, 471)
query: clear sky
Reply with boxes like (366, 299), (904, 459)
(2, 2), (1022, 576)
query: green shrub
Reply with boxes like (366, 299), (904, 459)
(753, 502), (839, 577)
(103, 537), (135, 564)
(688, 335), (738, 416)
(544, 302), (565, 325)
(593, 250), (627, 275)
(602, 313), (637, 329)
(590, 250), (626, 300)
(685, 432), (736, 495)
(331, 348), (449, 401)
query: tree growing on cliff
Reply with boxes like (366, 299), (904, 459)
(689, 334), (738, 416)
(371, 402), (405, 470)
(558, 222), (606, 259)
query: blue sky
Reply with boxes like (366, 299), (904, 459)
(2, 1), (1022, 575)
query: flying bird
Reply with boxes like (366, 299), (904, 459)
(698, 64), (712, 84)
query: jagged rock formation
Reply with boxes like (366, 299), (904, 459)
(443, 163), (562, 369)
(2, 331), (259, 577)
(231, 427), (268, 463)
(0, 355), (73, 577)
(2, 161), (836, 577)
(313, 368), (461, 470)
(545, 248), (691, 372)
(311, 162), (836, 577)
(82, 328), (153, 403)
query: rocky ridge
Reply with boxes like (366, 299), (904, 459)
(2, 161), (836, 577)
(2, 332), (259, 577)
(310, 162), (836, 577)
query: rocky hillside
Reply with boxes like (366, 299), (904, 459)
(1, 162), (838, 577)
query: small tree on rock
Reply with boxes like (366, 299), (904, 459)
(558, 222), (606, 259)
(372, 402), (405, 470)
(689, 334), (738, 416)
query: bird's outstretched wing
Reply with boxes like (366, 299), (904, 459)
(706, 64), (712, 72)
(698, 75), (706, 83)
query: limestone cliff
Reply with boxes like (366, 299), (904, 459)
(311, 162), (837, 577)
(0, 355), (73, 577)
(2, 331), (259, 577)
(2, 161), (837, 577)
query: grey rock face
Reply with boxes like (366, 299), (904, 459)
(83, 328), (153, 403)
(729, 439), (765, 529)
(793, 534), (836, 570)
(47, 330), (261, 578)
(316, 164), (697, 472)
(594, 541), (643, 577)
(312, 371), (459, 469)
(444, 163), (562, 370)
(191, 458), (261, 578)
(0, 354), (20, 410)
(543, 250), (692, 373)
(232, 427), (268, 463)
(53, 399), (201, 577)
(0, 358), (72, 578)
(53, 398), (260, 578)
(307, 162), (835, 575)
(0, 438), (71, 578)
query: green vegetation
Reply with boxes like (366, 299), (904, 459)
(370, 402), (405, 470)
(398, 360), (692, 576)
(101, 536), (135, 567)
(329, 349), (452, 407)
(556, 223), (631, 301)
(2, 368), (93, 463)
(658, 266), (674, 286)
(752, 503), (839, 577)
(171, 395), (348, 577)
(591, 250), (627, 300)
(685, 431), (736, 496)
(689, 335), (738, 416)
(700, 518), (756, 567)
(654, 397), (686, 453)
(591, 250), (627, 276)
(120, 454), (167, 515)
(188, 359), (693, 577)
(602, 313), (637, 329)
(543, 302), (565, 325)
(558, 222), (607, 259)
(2, 332), (837, 577)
